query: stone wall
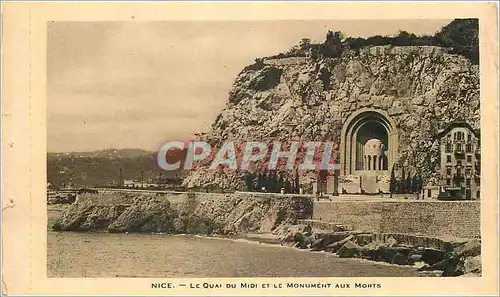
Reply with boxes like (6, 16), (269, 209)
(313, 200), (480, 239)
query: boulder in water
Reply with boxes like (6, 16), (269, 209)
(454, 239), (481, 257)
(325, 234), (355, 253)
(337, 241), (361, 258)
(421, 248), (445, 265)
(463, 255), (481, 275)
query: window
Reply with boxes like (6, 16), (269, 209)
(465, 166), (472, 175)
(476, 190), (480, 198)
(466, 179), (471, 187)
(456, 168), (462, 175)
(466, 144), (472, 152)
(453, 132), (457, 141)
(427, 189), (432, 198)
(466, 155), (472, 162)
(467, 134), (472, 142)
(457, 160), (462, 166)
(446, 155), (452, 163)
(447, 134), (451, 140)
(446, 167), (452, 175)
(456, 144), (463, 152)
(446, 179), (451, 185)
(446, 144), (452, 153)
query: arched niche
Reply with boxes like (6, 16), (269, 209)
(340, 108), (399, 176)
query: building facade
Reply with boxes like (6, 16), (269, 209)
(437, 122), (481, 200)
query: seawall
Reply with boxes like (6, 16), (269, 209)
(312, 200), (480, 239)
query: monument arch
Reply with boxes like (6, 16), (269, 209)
(340, 108), (399, 179)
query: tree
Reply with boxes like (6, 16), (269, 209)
(322, 30), (344, 58)
(293, 170), (300, 194)
(410, 174), (416, 194)
(262, 171), (271, 192)
(400, 166), (406, 194)
(407, 172), (413, 194)
(244, 172), (255, 192)
(393, 30), (419, 46)
(434, 19), (479, 64)
(257, 172), (265, 192)
(284, 179), (292, 194)
(252, 174), (260, 192)
(299, 38), (311, 49)
(277, 172), (285, 193)
(389, 166), (397, 198)
(318, 170), (328, 197)
(268, 170), (278, 193)
(413, 173), (423, 198)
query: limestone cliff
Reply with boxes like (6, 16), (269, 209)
(183, 45), (479, 189)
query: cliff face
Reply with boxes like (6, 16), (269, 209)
(183, 45), (480, 190)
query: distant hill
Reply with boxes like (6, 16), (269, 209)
(48, 148), (153, 159)
(47, 149), (188, 188)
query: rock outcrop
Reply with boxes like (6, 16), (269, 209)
(183, 45), (480, 190)
(52, 192), (313, 235)
(52, 198), (129, 232)
(107, 196), (178, 233)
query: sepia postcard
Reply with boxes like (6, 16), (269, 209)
(1, 1), (499, 296)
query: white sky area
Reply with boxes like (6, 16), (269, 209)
(48, 19), (452, 152)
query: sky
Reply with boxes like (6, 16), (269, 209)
(47, 19), (452, 152)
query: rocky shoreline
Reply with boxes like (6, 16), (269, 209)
(50, 192), (481, 277)
(272, 224), (481, 277)
(51, 192), (313, 235)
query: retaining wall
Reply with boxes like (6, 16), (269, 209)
(313, 200), (480, 239)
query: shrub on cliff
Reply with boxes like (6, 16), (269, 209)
(269, 19), (478, 64)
